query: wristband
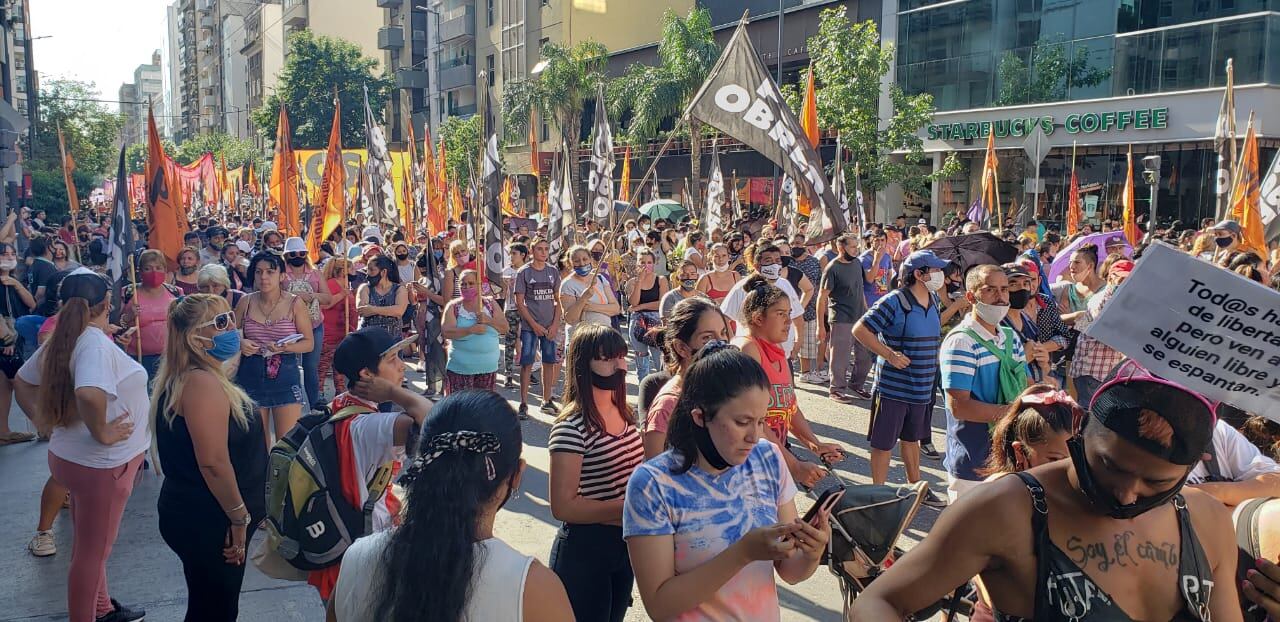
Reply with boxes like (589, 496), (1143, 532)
(230, 513), (253, 526)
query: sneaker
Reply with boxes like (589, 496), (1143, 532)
(817, 369), (831, 382)
(517, 403), (529, 420)
(27, 531), (55, 557)
(800, 371), (824, 385)
(921, 442), (942, 460)
(849, 388), (873, 400)
(829, 391), (858, 405)
(95, 598), (145, 622)
(919, 489), (948, 509)
(540, 400), (559, 416)
(504, 376), (516, 389)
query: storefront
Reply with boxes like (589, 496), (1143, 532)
(910, 86), (1279, 229)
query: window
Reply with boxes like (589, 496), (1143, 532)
(487, 0), (494, 26)
(487, 54), (495, 86)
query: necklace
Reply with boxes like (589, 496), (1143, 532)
(254, 292), (289, 326)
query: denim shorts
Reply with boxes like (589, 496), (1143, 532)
(236, 352), (304, 408)
(519, 329), (559, 366)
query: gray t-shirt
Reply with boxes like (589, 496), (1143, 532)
(660, 289), (707, 319)
(821, 258), (868, 325)
(514, 263), (560, 330)
(560, 274), (614, 330)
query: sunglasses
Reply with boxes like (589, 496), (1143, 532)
(285, 252), (307, 260)
(196, 311), (235, 332)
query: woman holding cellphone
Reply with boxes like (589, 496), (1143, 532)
(234, 252), (312, 445)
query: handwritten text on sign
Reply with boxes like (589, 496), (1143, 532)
(1085, 243), (1280, 418)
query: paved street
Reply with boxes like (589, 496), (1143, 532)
(0, 363), (953, 622)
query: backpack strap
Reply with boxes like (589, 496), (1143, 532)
(328, 403), (397, 529)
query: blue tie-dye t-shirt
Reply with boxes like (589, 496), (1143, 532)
(623, 439), (797, 622)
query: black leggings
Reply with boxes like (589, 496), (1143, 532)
(549, 523), (633, 622)
(159, 491), (262, 622)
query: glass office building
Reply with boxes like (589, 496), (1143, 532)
(888, 0), (1280, 228)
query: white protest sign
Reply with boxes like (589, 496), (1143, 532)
(1085, 242), (1280, 418)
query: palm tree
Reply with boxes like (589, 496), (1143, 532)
(503, 40), (608, 200)
(611, 8), (718, 213)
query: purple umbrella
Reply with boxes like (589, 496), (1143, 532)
(1047, 230), (1133, 283)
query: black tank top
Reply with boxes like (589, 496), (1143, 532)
(155, 389), (268, 515)
(995, 472), (1213, 622)
(639, 277), (660, 305)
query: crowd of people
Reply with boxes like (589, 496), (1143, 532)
(3, 197), (1280, 622)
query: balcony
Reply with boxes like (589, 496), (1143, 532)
(437, 58), (475, 91)
(395, 68), (429, 90)
(447, 104), (477, 118)
(200, 14), (215, 29)
(376, 0), (399, 7)
(283, 0), (307, 27)
(378, 26), (404, 49)
(202, 95), (217, 107)
(197, 0), (215, 13)
(440, 7), (475, 42)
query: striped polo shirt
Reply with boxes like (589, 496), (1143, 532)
(548, 412), (644, 501)
(940, 316), (1027, 481)
(859, 288), (942, 404)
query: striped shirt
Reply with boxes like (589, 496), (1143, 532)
(860, 289), (941, 404)
(549, 412), (644, 501)
(941, 316), (1027, 481)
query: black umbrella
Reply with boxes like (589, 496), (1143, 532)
(923, 232), (1019, 273)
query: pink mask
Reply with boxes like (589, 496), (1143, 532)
(460, 287), (478, 301)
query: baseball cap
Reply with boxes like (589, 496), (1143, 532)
(1090, 362), (1215, 465)
(259, 221), (278, 232)
(1211, 219), (1242, 236)
(1002, 262), (1032, 279)
(235, 240), (253, 254)
(283, 236), (307, 254)
(1109, 259), (1135, 278)
(59, 270), (109, 306)
(362, 225), (384, 244)
(901, 250), (950, 275)
(333, 327), (416, 383)
(206, 226), (229, 239)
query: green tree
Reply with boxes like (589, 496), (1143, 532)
(502, 40), (608, 193)
(610, 8), (718, 211)
(27, 78), (123, 218)
(173, 131), (262, 168)
(786, 7), (959, 214)
(439, 114), (481, 188)
(250, 30), (394, 149)
(995, 39), (1110, 106)
(125, 138), (176, 174)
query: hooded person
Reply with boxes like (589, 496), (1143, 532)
(849, 362), (1241, 622)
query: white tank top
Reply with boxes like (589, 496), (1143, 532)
(333, 531), (533, 621)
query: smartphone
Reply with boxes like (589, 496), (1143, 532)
(275, 333), (304, 347)
(802, 487), (845, 527)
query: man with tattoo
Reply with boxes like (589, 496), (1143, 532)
(851, 366), (1241, 621)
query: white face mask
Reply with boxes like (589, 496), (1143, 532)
(713, 261), (730, 272)
(759, 264), (782, 280)
(974, 300), (1010, 325)
(0, 259), (15, 271)
(924, 271), (946, 291)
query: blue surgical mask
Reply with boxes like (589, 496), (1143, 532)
(434, 250), (444, 260)
(573, 266), (591, 276)
(205, 330), (241, 362)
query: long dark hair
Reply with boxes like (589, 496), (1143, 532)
(244, 251), (285, 290)
(369, 255), (401, 284)
(558, 324), (633, 434)
(373, 390), (523, 622)
(739, 274), (784, 328)
(978, 384), (1079, 477)
(662, 297), (727, 373)
(666, 346), (769, 474)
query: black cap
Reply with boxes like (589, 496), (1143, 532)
(58, 270), (109, 306)
(1089, 377), (1214, 466)
(206, 226), (229, 239)
(333, 328), (415, 383)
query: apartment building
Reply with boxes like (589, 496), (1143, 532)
(377, 0), (434, 147)
(118, 51), (163, 148)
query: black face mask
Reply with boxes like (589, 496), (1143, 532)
(693, 420), (732, 470)
(790, 247), (805, 259)
(781, 256), (794, 268)
(1008, 289), (1031, 310)
(395, 253), (409, 261)
(1215, 236), (1234, 248)
(1067, 435), (1189, 520)
(590, 251), (604, 262)
(368, 273), (382, 287)
(286, 256), (307, 267)
(590, 369), (626, 391)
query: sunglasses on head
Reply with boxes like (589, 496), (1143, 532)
(196, 311), (235, 332)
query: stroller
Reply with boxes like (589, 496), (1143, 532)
(816, 478), (972, 620)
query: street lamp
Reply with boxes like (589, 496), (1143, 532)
(1141, 155), (1161, 242)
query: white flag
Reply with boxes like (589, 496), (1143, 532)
(705, 137), (724, 237)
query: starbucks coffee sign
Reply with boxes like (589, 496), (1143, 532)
(927, 107), (1169, 141)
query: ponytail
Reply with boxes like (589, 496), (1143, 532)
(38, 298), (107, 431)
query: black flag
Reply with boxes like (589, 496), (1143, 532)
(480, 79), (505, 290)
(587, 83), (615, 227)
(107, 146), (136, 324)
(684, 19), (846, 243)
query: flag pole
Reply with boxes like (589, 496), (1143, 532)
(129, 263), (143, 363)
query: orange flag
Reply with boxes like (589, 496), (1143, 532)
(216, 154), (230, 209)
(422, 128), (440, 236)
(402, 118), (419, 240)
(981, 131), (1000, 222)
(450, 180), (464, 222)
(1066, 167), (1082, 236)
(247, 160), (260, 197)
(57, 124), (79, 219)
(432, 140), (449, 234)
(619, 145), (631, 204)
(145, 106), (188, 267)
(1121, 145), (1140, 247)
(1229, 118), (1266, 255)
(796, 63), (819, 218)
(308, 96), (346, 257)
(529, 107), (540, 180)
(269, 106), (300, 235)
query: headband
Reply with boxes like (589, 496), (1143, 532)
(399, 431), (502, 485)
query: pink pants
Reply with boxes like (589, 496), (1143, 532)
(48, 452), (144, 622)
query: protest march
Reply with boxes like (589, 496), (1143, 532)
(6, 2), (1280, 621)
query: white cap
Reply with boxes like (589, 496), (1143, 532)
(361, 225), (384, 244)
(283, 236), (307, 254)
(235, 240), (253, 254)
(259, 220), (278, 232)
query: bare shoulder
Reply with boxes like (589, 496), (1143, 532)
(522, 560), (572, 622)
(179, 369), (230, 408)
(1182, 486), (1237, 559)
